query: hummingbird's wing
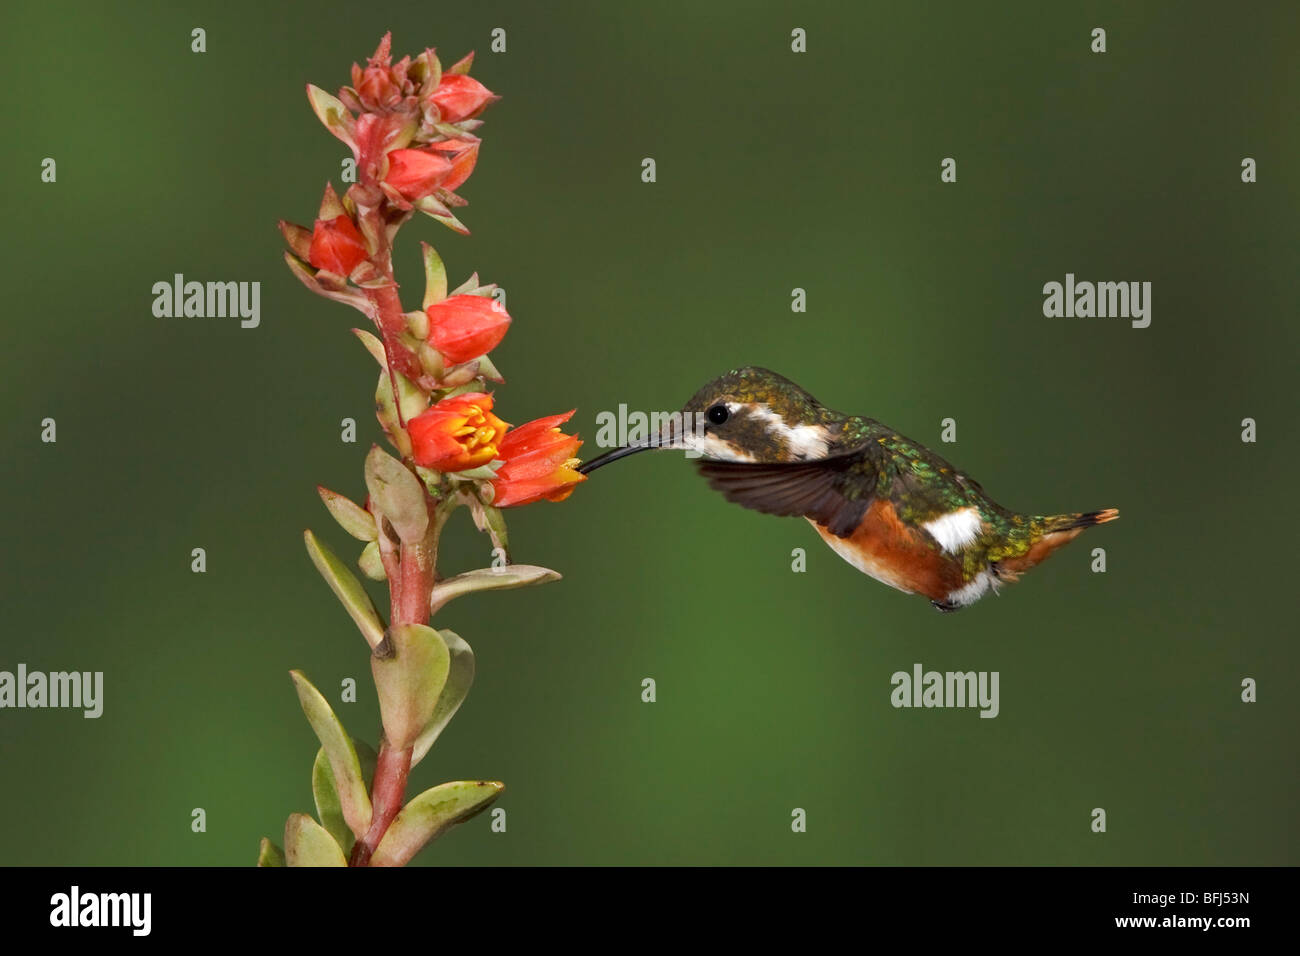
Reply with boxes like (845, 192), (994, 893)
(695, 451), (875, 537)
(697, 425), (1008, 545)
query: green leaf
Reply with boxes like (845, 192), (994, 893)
(482, 503), (510, 557)
(317, 486), (377, 541)
(372, 366), (427, 460)
(410, 48), (440, 92)
(306, 85), (355, 146)
(304, 530), (386, 650)
(446, 460), (502, 481)
(316, 181), (347, 220)
(278, 220), (313, 260)
(411, 629), (475, 766)
(364, 446), (429, 545)
(371, 624), (449, 750)
(429, 565), (559, 616)
(421, 242), (448, 308)
(284, 252), (369, 311)
(405, 308), (430, 340)
(370, 781), (503, 867)
(312, 738), (377, 854)
(352, 327), (387, 367)
(414, 196), (469, 235)
(438, 359), (484, 388)
(445, 51), (475, 75)
(425, 51), (442, 91)
(414, 465), (447, 499)
(284, 812), (348, 867)
(373, 370), (412, 459)
(358, 540), (387, 581)
(257, 837), (285, 867)
(393, 366), (430, 422)
(448, 272), (481, 296)
(416, 343), (446, 381)
(290, 671), (374, 838)
(475, 353), (504, 383)
(310, 750), (350, 854)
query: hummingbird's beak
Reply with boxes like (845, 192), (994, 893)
(578, 421), (680, 475)
(577, 442), (655, 474)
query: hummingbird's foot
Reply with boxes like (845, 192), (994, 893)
(930, 599), (960, 613)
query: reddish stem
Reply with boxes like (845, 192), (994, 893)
(364, 283), (426, 397)
(349, 740), (413, 867)
(392, 537), (436, 625)
(350, 205), (444, 865)
(353, 503), (440, 865)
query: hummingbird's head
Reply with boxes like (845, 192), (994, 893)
(579, 366), (840, 475)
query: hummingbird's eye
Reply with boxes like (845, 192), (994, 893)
(706, 403), (730, 425)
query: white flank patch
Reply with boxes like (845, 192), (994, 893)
(748, 404), (831, 460)
(923, 507), (983, 554)
(944, 570), (996, 607)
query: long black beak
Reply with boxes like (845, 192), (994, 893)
(578, 442), (657, 474)
(579, 422), (681, 475)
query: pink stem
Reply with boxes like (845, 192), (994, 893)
(349, 740), (413, 867)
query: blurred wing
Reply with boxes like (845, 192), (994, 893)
(695, 453), (873, 538)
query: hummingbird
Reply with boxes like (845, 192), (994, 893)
(579, 367), (1118, 612)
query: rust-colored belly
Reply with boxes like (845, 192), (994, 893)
(809, 500), (963, 601)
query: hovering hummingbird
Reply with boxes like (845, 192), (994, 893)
(580, 367), (1118, 612)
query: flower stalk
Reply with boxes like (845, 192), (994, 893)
(260, 32), (586, 868)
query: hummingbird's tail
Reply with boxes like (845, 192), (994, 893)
(992, 507), (1118, 580)
(1041, 507), (1120, 534)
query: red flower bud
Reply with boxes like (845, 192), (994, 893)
(348, 33), (413, 111)
(408, 392), (509, 472)
(308, 215), (368, 275)
(429, 73), (496, 123)
(425, 294), (511, 365)
(431, 138), (480, 192)
(491, 411), (586, 508)
(384, 147), (454, 202)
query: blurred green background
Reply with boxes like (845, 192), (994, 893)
(2, 0), (1296, 865)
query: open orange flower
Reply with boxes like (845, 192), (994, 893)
(491, 411), (585, 507)
(408, 392), (508, 472)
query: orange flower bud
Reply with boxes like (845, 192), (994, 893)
(426, 294), (511, 365)
(384, 147), (454, 202)
(492, 411), (586, 508)
(429, 73), (496, 123)
(408, 392), (509, 472)
(308, 215), (368, 275)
